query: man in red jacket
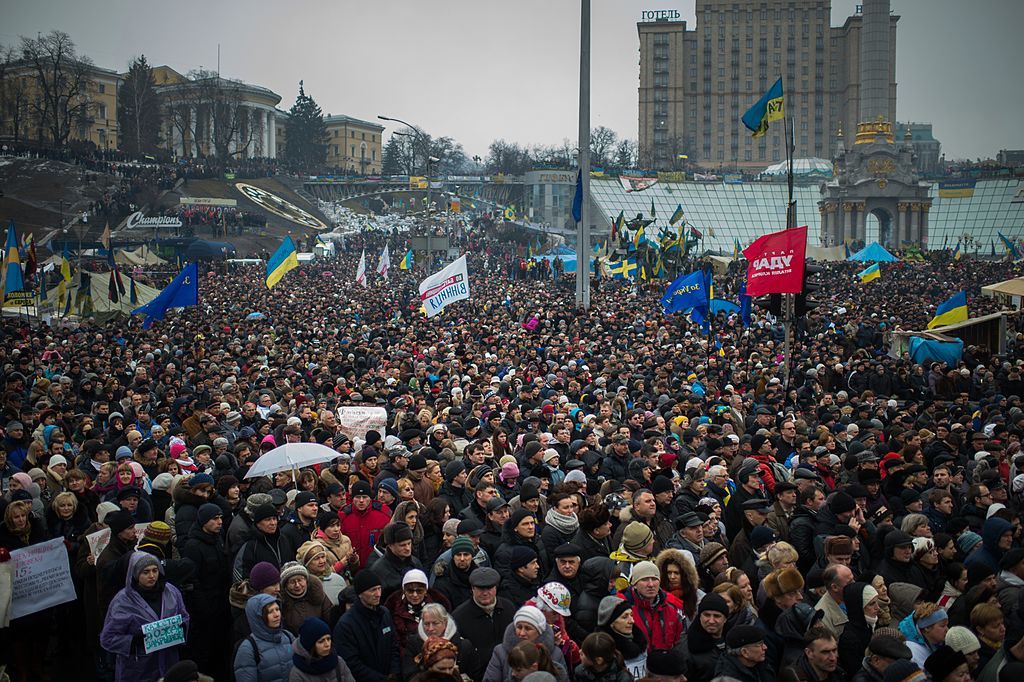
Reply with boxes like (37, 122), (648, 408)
(339, 480), (392, 570)
(617, 560), (686, 652)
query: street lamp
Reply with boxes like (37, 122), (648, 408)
(378, 114), (436, 223)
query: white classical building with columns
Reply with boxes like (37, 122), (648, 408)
(151, 65), (281, 159)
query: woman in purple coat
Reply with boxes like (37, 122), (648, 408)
(100, 551), (190, 682)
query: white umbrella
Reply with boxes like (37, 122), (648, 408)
(243, 443), (340, 479)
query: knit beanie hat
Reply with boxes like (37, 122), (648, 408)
(442, 518), (461, 537)
(249, 562), (281, 591)
(699, 542), (728, 567)
(957, 531), (983, 555)
(280, 561), (308, 586)
(105, 510), (135, 535)
(317, 512), (340, 531)
(451, 536), (475, 556)
(862, 584), (880, 610)
(924, 647), (966, 682)
(698, 593), (730, 616)
(96, 501), (120, 524)
(829, 491), (857, 515)
(445, 460), (466, 483)
(629, 560), (660, 585)
(353, 569), (382, 594)
(509, 545), (538, 571)
(143, 521), (173, 546)
(597, 594), (632, 626)
(197, 503), (223, 526)
(621, 521), (655, 555)
(252, 504), (278, 524)
(298, 617), (331, 651)
(883, 659), (925, 682)
(152, 473), (175, 492)
(750, 525), (776, 551)
(513, 605), (547, 633)
(500, 462), (520, 481)
(245, 492), (273, 516)
(944, 626), (981, 654)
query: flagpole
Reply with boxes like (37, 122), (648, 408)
(782, 112), (796, 394)
(575, 0), (591, 310)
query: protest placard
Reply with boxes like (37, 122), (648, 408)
(142, 614), (185, 653)
(11, 538), (77, 619)
(85, 523), (150, 559)
(336, 406), (387, 441)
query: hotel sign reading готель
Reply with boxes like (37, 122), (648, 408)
(641, 10), (681, 21)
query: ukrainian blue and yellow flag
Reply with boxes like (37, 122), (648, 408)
(742, 77), (785, 138)
(266, 235), (298, 289)
(927, 291), (968, 329)
(858, 263), (880, 284)
(998, 232), (1020, 260)
(400, 250), (414, 270)
(953, 240), (962, 261)
(2, 221), (30, 307)
(632, 225), (645, 250)
(669, 204), (685, 226)
(58, 244), (73, 315)
(733, 239), (741, 261)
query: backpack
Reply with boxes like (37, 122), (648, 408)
(232, 631), (294, 678)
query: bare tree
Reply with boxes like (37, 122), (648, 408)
(163, 69), (260, 158)
(20, 31), (94, 147)
(589, 126), (618, 168)
(0, 44), (30, 143)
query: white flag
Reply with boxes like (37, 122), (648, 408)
(355, 250), (367, 287)
(376, 245), (390, 280)
(418, 254), (470, 318)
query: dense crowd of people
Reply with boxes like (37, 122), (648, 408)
(1, 221), (1024, 682)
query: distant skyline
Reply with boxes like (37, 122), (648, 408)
(2, 0), (1021, 162)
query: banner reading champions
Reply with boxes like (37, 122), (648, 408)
(418, 254), (470, 318)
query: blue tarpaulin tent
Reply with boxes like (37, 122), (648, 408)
(849, 242), (898, 262)
(909, 336), (963, 366)
(184, 240), (237, 260)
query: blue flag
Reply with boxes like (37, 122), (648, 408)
(571, 170), (583, 223)
(739, 280), (752, 327)
(132, 262), (198, 329)
(661, 270), (709, 316)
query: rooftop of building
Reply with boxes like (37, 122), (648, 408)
(588, 176), (1024, 250)
(323, 114), (384, 131)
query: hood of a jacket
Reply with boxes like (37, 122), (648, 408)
(842, 582), (870, 628)
(580, 556), (617, 596)
(982, 517), (1012, 555)
(125, 550), (164, 590)
(246, 593), (285, 642)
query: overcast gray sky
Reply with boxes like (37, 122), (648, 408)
(3, 0), (1020, 161)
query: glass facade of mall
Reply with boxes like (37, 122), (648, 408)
(588, 178), (1024, 251)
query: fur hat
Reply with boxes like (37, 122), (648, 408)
(579, 503), (611, 532)
(764, 567), (804, 599)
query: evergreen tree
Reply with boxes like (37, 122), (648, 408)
(284, 81), (327, 170)
(381, 137), (403, 176)
(117, 55), (161, 157)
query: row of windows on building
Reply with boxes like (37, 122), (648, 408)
(330, 130), (378, 142)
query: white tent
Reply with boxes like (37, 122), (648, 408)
(760, 158), (834, 179)
(116, 248), (167, 267)
(45, 274), (161, 315)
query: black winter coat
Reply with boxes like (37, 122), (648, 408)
(332, 600), (400, 682)
(181, 525), (231, 619)
(451, 595), (516, 681)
